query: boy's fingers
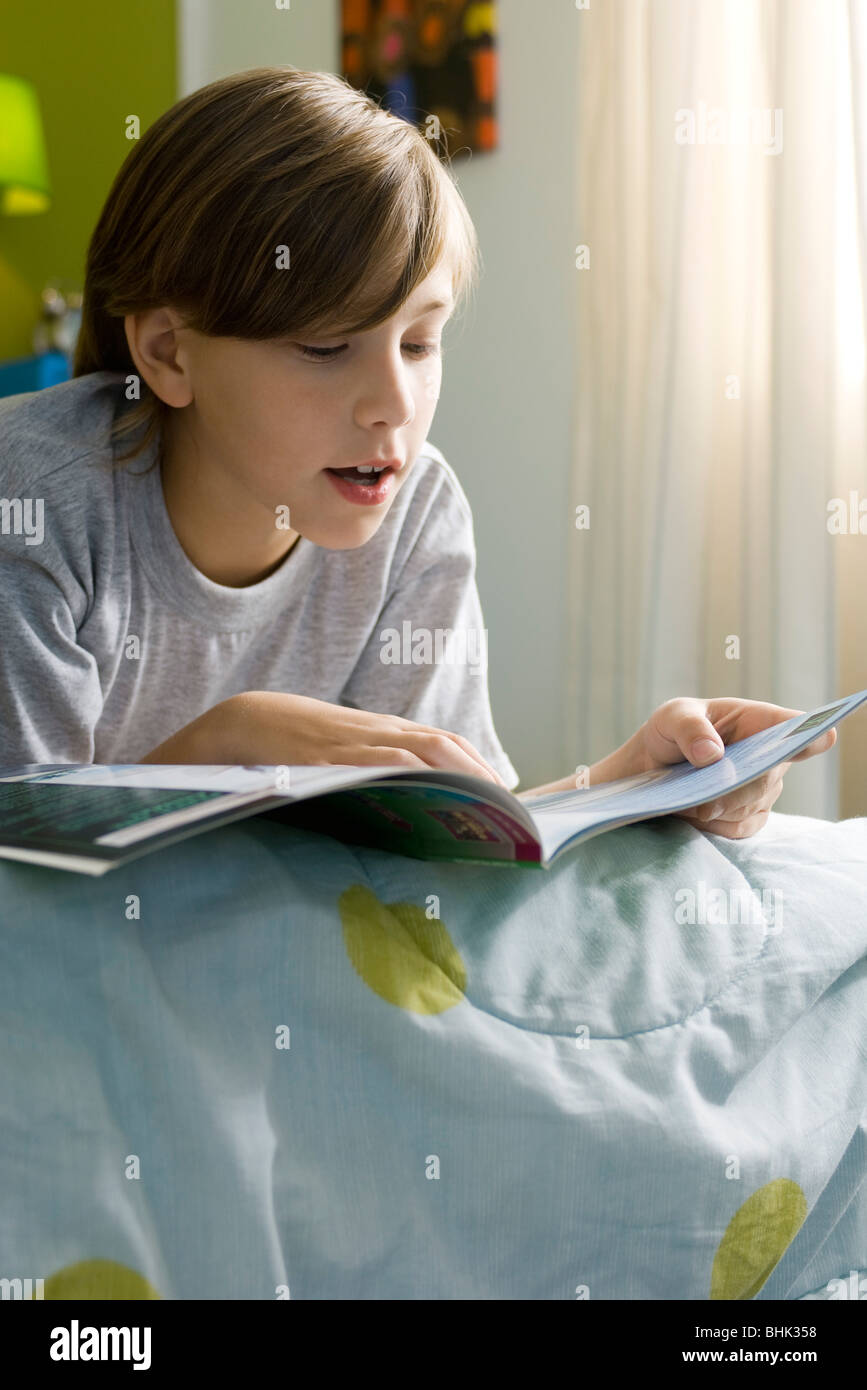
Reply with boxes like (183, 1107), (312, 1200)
(681, 810), (771, 840)
(788, 727), (837, 762)
(408, 724), (507, 785)
(398, 729), (503, 784)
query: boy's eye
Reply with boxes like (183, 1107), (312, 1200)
(297, 344), (346, 360)
(295, 342), (438, 361)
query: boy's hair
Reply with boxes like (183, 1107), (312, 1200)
(74, 66), (481, 465)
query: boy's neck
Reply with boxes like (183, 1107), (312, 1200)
(159, 414), (301, 587)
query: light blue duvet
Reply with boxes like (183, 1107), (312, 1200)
(1, 810), (865, 1299)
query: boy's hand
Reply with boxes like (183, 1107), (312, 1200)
(208, 690), (509, 787)
(637, 696), (837, 839)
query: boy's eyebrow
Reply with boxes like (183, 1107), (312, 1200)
(287, 296), (455, 342)
(412, 297), (454, 315)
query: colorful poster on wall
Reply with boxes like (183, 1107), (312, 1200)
(341, 0), (498, 157)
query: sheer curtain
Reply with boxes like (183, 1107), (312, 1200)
(569, 0), (867, 818)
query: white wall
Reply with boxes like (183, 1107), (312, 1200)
(179, 0), (580, 789)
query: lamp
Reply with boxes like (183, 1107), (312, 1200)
(0, 74), (51, 215)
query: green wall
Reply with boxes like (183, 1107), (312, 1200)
(0, 0), (176, 360)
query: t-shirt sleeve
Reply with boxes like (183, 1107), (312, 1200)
(0, 529), (103, 764)
(338, 462), (520, 790)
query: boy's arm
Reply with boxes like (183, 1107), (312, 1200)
(0, 544), (103, 764)
(137, 700), (236, 763)
(138, 691), (506, 782)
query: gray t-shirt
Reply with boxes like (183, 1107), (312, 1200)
(0, 370), (519, 787)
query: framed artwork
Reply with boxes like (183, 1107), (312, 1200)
(341, 0), (498, 157)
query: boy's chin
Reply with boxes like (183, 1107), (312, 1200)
(301, 514), (388, 550)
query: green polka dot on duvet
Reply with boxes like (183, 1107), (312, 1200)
(339, 884), (466, 1013)
(711, 1179), (808, 1299)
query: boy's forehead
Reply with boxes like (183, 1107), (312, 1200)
(303, 261), (456, 338)
(363, 249), (455, 313)
(401, 266), (456, 316)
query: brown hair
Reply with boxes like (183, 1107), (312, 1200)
(73, 66), (481, 466)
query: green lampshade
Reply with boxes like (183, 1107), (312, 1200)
(0, 74), (51, 215)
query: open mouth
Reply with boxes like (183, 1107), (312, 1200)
(324, 464), (397, 506)
(325, 465), (393, 486)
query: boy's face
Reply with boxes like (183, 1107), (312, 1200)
(158, 263), (455, 551)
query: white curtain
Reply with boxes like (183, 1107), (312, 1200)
(570, 0), (867, 818)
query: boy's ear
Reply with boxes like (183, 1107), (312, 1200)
(124, 307), (193, 408)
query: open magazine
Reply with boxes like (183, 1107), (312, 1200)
(0, 690), (865, 877)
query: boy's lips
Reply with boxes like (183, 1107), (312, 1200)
(324, 463), (400, 506)
(327, 457), (403, 475)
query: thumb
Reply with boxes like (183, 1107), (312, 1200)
(647, 700), (726, 767)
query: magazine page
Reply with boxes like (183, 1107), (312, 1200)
(0, 762), (541, 875)
(269, 777), (543, 865)
(522, 690), (867, 864)
(0, 776), (286, 874)
(0, 763), (539, 819)
(0, 763), (393, 795)
(0, 763), (394, 874)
